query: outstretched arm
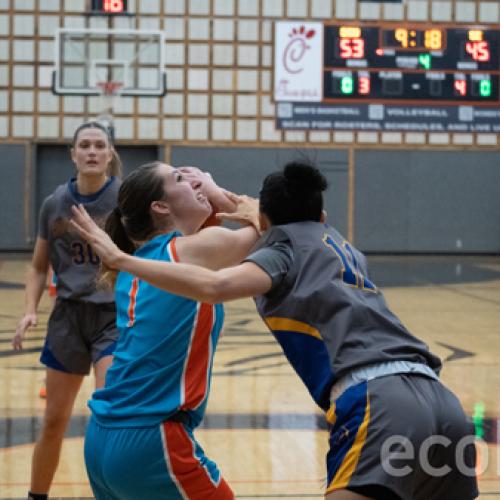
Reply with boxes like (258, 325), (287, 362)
(111, 257), (271, 303)
(70, 204), (271, 302)
(13, 237), (50, 350)
(70, 195), (260, 271)
(176, 224), (259, 270)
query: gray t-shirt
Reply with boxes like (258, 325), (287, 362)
(246, 222), (441, 410)
(39, 177), (120, 303)
(246, 241), (293, 290)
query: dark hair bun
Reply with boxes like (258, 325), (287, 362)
(283, 162), (327, 192)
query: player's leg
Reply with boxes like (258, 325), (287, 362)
(30, 298), (90, 496)
(93, 354), (113, 389)
(90, 302), (118, 389)
(39, 269), (57, 399)
(29, 367), (84, 494)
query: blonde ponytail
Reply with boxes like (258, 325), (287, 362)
(107, 148), (123, 179)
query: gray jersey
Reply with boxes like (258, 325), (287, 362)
(246, 222), (441, 410)
(39, 177), (120, 303)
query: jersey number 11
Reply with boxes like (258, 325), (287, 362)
(323, 234), (377, 292)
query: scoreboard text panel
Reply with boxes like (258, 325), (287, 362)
(323, 25), (500, 105)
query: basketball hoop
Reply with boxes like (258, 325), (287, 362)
(96, 80), (123, 114)
(52, 28), (167, 96)
(97, 80), (124, 97)
(96, 81), (123, 143)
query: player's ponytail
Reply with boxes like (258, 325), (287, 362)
(106, 206), (136, 254)
(107, 148), (123, 179)
(99, 162), (166, 287)
(116, 161), (165, 240)
(99, 206), (135, 288)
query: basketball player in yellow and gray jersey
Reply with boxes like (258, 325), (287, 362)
(71, 161), (478, 500)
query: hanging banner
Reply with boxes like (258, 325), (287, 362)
(274, 22), (323, 102)
(276, 102), (500, 132)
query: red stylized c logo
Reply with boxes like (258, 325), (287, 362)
(283, 37), (309, 74)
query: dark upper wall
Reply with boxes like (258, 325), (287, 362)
(172, 146), (500, 254)
(354, 150), (500, 253)
(0, 144), (29, 250)
(1, 143), (499, 253)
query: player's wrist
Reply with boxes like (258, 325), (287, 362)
(24, 304), (37, 316)
(112, 250), (130, 270)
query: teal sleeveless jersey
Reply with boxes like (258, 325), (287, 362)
(89, 232), (225, 428)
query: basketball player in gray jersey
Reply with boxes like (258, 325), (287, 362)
(39, 169), (119, 303)
(72, 161), (478, 500)
(13, 121), (121, 500)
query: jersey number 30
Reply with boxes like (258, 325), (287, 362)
(323, 234), (377, 292)
(72, 241), (101, 265)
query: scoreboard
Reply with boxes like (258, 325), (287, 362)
(275, 21), (500, 132)
(90, 0), (128, 14)
(323, 24), (500, 105)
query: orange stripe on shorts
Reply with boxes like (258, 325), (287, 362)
(161, 421), (233, 499)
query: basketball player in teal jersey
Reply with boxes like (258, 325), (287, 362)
(73, 161), (478, 500)
(71, 162), (259, 499)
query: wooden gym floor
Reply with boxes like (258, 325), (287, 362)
(1, 254), (500, 499)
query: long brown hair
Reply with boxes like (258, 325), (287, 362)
(100, 161), (167, 287)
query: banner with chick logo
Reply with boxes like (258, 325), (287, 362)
(274, 21), (323, 102)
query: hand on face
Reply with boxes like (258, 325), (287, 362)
(70, 204), (123, 268)
(177, 166), (239, 214)
(177, 166), (219, 199)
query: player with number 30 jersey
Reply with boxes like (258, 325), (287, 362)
(37, 170), (120, 374)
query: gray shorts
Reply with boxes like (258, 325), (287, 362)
(326, 374), (478, 500)
(40, 298), (119, 375)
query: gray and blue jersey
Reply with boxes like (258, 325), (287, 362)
(246, 222), (442, 411)
(38, 177), (120, 303)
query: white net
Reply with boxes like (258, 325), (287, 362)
(96, 81), (123, 142)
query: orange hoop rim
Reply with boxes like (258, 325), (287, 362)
(96, 81), (124, 96)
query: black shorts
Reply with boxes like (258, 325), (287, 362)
(325, 374), (478, 500)
(40, 298), (118, 375)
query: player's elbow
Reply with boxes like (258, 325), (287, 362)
(31, 263), (49, 280)
(201, 274), (232, 304)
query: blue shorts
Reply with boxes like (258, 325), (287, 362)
(85, 416), (233, 500)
